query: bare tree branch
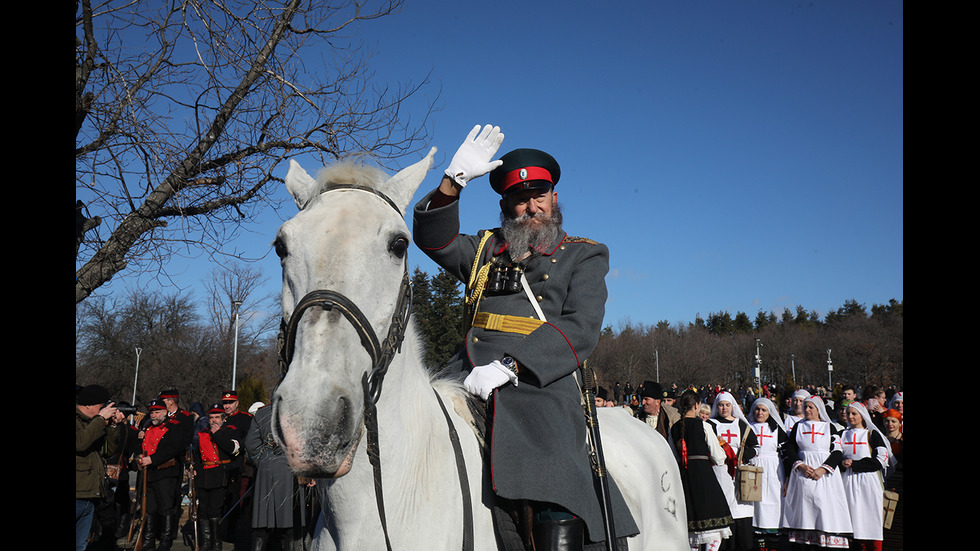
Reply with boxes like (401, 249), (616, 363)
(76, 0), (434, 304)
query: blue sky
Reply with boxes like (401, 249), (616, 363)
(120, 1), (904, 331)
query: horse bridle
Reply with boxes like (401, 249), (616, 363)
(276, 184), (413, 405)
(275, 184), (474, 551)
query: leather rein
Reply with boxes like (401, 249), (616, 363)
(276, 184), (473, 551)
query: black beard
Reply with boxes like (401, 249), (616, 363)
(499, 203), (563, 261)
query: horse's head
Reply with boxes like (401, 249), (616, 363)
(272, 147), (435, 478)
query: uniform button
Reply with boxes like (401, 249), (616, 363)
(559, 245), (566, 250)
(472, 336), (479, 343)
(551, 258), (557, 263)
(541, 274), (549, 280)
(536, 295), (543, 302)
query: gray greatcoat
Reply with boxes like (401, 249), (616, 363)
(245, 405), (309, 530)
(413, 188), (638, 544)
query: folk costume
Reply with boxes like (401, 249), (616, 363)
(784, 389), (810, 434)
(139, 399), (189, 551)
(781, 396), (853, 548)
(193, 403), (240, 551)
(669, 415), (734, 549)
(635, 380), (680, 439)
(840, 402), (892, 549)
(707, 392), (758, 551)
(747, 398), (787, 551)
(413, 134), (638, 549)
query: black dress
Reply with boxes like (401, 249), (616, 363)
(670, 416), (734, 545)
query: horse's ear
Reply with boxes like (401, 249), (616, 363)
(381, 147), (437, 214)
(285, 159), (318, 210)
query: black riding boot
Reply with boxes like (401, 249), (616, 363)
(143, 514), (159, 551)
(251, 527), (268, 551)
(211, 518), (223, 551)
(532, 517), (585, 551)
(157, 513), (175, 551)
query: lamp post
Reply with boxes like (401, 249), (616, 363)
(790, 353), (796, 387)
(753, 338), (762, 394)
(231, 300), (243, 391)
(131, 347), (142, 404)
(826, 349), (833, 388)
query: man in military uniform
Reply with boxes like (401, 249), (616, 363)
(412, 125), (638, 550)
(137, 399), (188, 551)
(219, 390), (253, 549)
(193, 403), (240, 551)
(159, 388), (196, 446)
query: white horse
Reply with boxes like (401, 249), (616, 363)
(272, 147), (689, 550)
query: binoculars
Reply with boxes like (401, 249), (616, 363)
(486, 261), (526, 294)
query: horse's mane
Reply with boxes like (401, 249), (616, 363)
(313, 155), (388, 194)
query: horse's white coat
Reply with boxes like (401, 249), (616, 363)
(274, 148), (688, 550)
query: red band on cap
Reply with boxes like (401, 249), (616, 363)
(500, 166), (553, 192)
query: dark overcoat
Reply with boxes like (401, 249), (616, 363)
(412, 188), (638, 543)
(244, 405), (308, 529)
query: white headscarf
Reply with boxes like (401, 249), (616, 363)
(750, 397), (784, 425)
(803, 395), (832, 423)
(888, 391), (903, 410)
(711, 391), (748, 424)
(792, 389), (811, 400)
(845, 400), (897, 469)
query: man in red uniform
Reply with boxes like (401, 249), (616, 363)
(193, 403), (240, 551)
(137, 399), (187, 551)
(219, 390), (253, 549)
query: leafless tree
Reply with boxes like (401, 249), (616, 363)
(76, 0), (434, 304)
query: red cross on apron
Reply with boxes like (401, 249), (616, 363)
(720, 428), (739, 445)
(802, 424), (824, 443)
(843, 434), (867, 455)
(756, 427), (773, 444)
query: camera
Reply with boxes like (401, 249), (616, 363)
(112, 402), (139, 416)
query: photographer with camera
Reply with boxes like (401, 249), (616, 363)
(76, 384), (121, 551)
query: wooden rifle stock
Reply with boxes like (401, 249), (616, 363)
(580, 363), (617, 551)
(133, 465), (148, 551)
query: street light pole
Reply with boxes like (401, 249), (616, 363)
(826, 349), (833, 388)
(132, 347), (142, 404)
(232, 300), (243, 391)
(790, 354), (796, 387)
(753, 338), (762, 394)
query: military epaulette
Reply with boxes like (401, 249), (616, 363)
(563, 236), (598, 245)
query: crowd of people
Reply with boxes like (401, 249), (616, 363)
(75, 385), (317, 551)
(78, 124), (903, 551)
(594, 380), (903, 551)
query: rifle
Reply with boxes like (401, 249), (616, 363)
(132, 464), (148, 551)
(186, 450), (200, 551)
(580, 363), (617, 551)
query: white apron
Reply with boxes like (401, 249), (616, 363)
(709, 418), (754, 520)
(841, 428), (886, 540)
(781, 420), (853, 536)
(749, 421), (784, 530)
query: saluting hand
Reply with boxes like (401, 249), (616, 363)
(444, 124), (505, 188)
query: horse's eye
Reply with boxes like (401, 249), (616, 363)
(274, 237), (288, 259)
(389, 236), (409, 259)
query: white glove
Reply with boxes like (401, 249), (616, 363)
(463, 360), (518, 400)
(445, 124), (505, 187)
